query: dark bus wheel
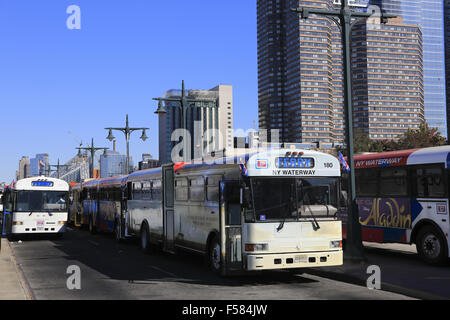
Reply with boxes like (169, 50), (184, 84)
(417, 225), (448, 266)
(208, 237), (222, 274)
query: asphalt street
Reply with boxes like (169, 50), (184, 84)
(8, 227), (416, 300)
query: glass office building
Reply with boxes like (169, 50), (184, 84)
(257, 0), (425, 145)
(371, 0), (447, 137)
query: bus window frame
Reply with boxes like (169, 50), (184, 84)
(354, 163), (448, 199)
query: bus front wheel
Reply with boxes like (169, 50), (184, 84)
(140, 224), (150, 253)
(416, 225), (448, 266)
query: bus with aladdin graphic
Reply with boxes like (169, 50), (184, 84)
(342, 146), (450, 265)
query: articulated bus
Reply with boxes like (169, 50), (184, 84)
(342, 146), (450, 265)
(111, 149), (343, 275)
(1, 177), (70, 238)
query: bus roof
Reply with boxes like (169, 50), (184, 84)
(353, 145), (450, 169)
(174, 149), (340, 177)
(14, 177), (69, 191)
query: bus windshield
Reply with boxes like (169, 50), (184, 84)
(249, 177), (338, 222)
(15, 191), (68, 212)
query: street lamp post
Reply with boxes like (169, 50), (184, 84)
(153, 80), (217, 162)
(291, 1), (397, 261)
(48, 159), (70, 179)
(76, 138), (109, 179)
(105, 115), (149, 174)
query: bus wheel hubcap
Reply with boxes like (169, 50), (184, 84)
(423, 235), (440, 259)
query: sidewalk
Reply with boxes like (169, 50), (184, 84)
(0, 238), (32, 300)
(305, 242), (448, 300)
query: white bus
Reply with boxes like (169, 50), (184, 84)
(341, 145), (450, 265)
(2, 177), (70, 238)
(117, 148), (343, 275)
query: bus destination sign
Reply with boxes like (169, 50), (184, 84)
(32, 181), (54, 187)
(276, 157), (315, 169)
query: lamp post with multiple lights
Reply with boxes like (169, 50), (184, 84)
(76, 138), (109, 179)
(105, 115), (149, 174)
(153, 80), (217, 162)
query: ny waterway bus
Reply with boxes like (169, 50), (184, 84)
(116, 148), (343, 275)
(79, 176), (126, 234)
(342, 146), (450, 265)
(1, 177), (70, 238)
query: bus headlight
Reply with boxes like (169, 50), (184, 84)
(245, 243), (268, 252)
(330, 241), (342, 249)
(58, 221), (67, 225)
(13, 221), (24, 226)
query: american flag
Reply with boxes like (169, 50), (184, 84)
(239, 158), (248, 177)
(338, 152), (350, 172)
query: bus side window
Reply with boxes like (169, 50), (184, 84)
(175, 178), (188, 201)
(355, 168), (378, 197)
(206, 175), (221, 202)
(189, 177), (205, 202)
(152, 180), (162, 201)
(142, 181), (151, 200)
(415, 166), (446, 198)
(379, 167), (408, 197)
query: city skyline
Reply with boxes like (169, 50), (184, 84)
(0, 1), (258, 183)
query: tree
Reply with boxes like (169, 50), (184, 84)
(395, 123), (447, 150)
(337, 123), (447, 156)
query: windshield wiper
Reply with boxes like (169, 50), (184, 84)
(276, 218), (285, 232)
(305, 205), (321, 231)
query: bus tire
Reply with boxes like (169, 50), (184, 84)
(89, 216), (96, 235)
(140, 224), (150, 253)
(416, 225), (448, 266)
(208, 236), (222, 274)
(114, 220), (122, 242)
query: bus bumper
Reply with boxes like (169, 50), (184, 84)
(244, 250), (343, 271)
(11, 224), (67, 234)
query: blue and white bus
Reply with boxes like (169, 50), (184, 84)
(1, 177), (69, 238)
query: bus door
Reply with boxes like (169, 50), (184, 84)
(1, 190), (12, 237)
(220, 181), (243, 274)
(162, 165), (175, 252)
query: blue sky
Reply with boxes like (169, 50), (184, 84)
(0, 0), (258, 183)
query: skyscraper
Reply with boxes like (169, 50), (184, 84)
(158, 84), (234, 164)
(100, 150), (131, 178)
(445, 0), (450, 137)
(258, 0), (345, 145)
(257, 0), (426, 144)
(371, 0), (447, 137)
(30, 153), (49, 177)
(352, 17), (424, 139)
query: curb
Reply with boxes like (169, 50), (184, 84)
(305, 268), (448, 300)
(7, 240), (36, 300)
